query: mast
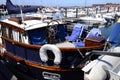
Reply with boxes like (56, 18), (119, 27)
(20, 6), (24, 23)
(85, 0), (88, 15)
(19, 0), (24, 23)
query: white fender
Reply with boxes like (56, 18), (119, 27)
(39, 44), (62, 65)
(0, 47), (6, 54)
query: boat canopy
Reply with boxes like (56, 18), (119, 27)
(108, 18), (120, 46)
(6, 0), (37, 14)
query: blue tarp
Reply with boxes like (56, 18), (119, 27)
(6, 0), (37, 14)
(109, 22), (120, 46)
(55, 24), (67, 41)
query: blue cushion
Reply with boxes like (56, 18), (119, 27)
(28, 28), (47, 45)
(65, 25), (84, 41)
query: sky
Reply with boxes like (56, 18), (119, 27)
(1, 0), (120, 6)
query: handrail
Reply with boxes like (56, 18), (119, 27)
(0, 21), (25, 32)
(2, 36), (104, 51)
(4, 51), (68, 71)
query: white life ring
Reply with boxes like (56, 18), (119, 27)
(39, 44), (62, 65)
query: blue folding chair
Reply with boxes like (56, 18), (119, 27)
(73, 27), (102, 47)
(65, 23), (84, 42)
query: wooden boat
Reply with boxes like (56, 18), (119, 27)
(0, 16), (106, 80)
(0, 0), (106, 80)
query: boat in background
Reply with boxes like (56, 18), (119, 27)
(79, 14), (107, 25)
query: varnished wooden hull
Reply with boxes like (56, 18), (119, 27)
(0, 18), (105, 80)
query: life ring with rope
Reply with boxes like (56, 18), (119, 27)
(39, 44), (62, 65)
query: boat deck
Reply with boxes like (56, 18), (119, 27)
(55, 41), (75, 48)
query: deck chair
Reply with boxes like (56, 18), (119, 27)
(65, 23), (84, 42)
(73, 27), (102, 47)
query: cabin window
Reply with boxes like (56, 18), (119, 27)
(1, 26), (9, 38)
(12, 30), (20, 41)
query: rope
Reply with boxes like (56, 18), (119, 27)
(77, 49), (84, 58)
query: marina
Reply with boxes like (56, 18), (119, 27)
(0, 0), (120, 80)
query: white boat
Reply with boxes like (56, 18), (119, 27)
(82, 18), (120, 80)
(103, 12), (115, 20)
(79, 14), (107, 25)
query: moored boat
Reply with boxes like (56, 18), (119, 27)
(79, 14), (107, 25)
(0, 16), (106, 80)
(0, 0), (106, 80)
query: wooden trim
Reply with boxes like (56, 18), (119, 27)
(2, 36), (40, 49)
(0, 21), (25, 32)
(2, 36), (104, 51)
(8, 17), (42, 22)
(4, 51), (69, 71)
(25, 60), (68, 71)
(4, 51), (24, 62)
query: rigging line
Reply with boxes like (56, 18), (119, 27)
(77, 49), (84, 58)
